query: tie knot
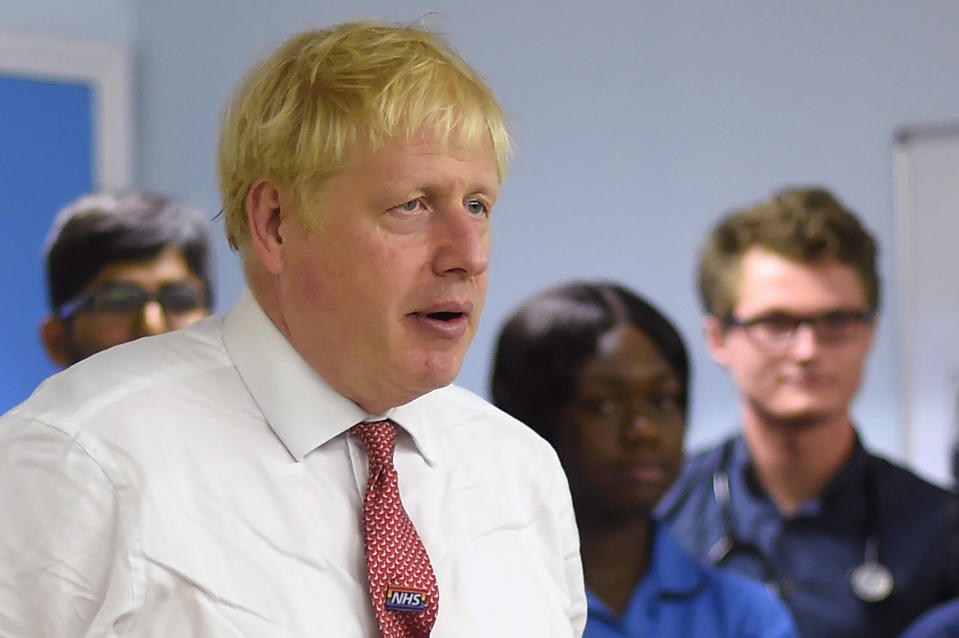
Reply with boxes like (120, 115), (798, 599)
(350, 420), (397, 471)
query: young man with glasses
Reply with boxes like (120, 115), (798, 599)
(658, 187), (957, 638)
(40, 191), (213, 365)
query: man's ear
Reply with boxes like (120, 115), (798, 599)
(40, 315), (71, 367)
(704, 315), (732, 367)
(247, 179), (287, 275)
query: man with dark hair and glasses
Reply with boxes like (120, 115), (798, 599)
(39, 190), (213, 365)
(658, 187), (957, 638)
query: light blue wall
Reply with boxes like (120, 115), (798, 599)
(10, 1), (959, 465)
(0, 1), (135, 45)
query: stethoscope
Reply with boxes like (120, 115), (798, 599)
(707, 439), (895, 603)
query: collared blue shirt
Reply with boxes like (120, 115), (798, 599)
(900, 599), (959, 638)
(584, 524), (798, 638)
(658, 433), (956, 638)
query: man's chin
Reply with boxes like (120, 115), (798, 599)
(767, 408), (837, 431)
(754, 399), (837, 431)
(63, 336), (105, 366)
(404, 358), (465, 396)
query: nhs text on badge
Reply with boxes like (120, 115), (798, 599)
(385, 586), (428, 612)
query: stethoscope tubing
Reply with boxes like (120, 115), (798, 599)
(709, 438), (894, 602)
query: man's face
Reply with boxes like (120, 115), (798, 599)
(556, 323), (686, 520)
(706, 246), (875, 427)
(43, 244), (209, 365)
(267, 130), (498, 414)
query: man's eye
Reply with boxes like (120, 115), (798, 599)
(758, 317), (795, 332)
(465, 199), (488, 216)
(93, 291), (143, 312)
(822, 312), (854, 327)
(161, 288), (205, 313)
(389, 199), (425, 215)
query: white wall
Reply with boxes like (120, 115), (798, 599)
(12, 1), (959, 468)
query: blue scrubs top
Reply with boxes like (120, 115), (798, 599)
(900, 599), (959, 638)
(584, 524), (798, 638)
(657, 433), (956, 638)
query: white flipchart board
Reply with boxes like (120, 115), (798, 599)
(895, 123), (959, 487)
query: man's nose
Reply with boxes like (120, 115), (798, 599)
(432, 205), (490, 278)
(790, 322), (820, 359)
(136, 300), (170, 336)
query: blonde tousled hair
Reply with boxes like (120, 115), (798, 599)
(217, 20), (512, 252)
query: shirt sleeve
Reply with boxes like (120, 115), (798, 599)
(0, 414), (126, 637)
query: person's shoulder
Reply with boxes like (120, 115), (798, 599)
(656, 436), (729, 520)
(683, 440), (729, 478)
(652, 526), (798, 638)
(704, 563), (779, 605)
(703, 565), (798, 637)
(9, 316), (230, 437)
(870, 449), (951, 503)
(900, 598), (959, 638)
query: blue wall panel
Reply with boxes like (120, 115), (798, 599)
(0, 74), (93, 411)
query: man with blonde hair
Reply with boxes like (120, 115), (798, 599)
(659, 187), (957, 637)
(0, 21), (586, 637)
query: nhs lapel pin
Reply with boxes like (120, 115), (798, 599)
(385, 586), (429, 612)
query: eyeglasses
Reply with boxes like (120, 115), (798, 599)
(57, 281), (207, 319)
(723, 309), (875, 352)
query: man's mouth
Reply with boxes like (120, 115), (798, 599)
(408, 303), (474, 339)
(425, 311), (464, 322)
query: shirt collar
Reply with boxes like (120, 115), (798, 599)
(586, 524), (706, 622)
(646, 524), (707, 597)
(387, 394), (442, 466)
(222, 289), (439, 464)
(813, 430), (870, 502)
(731, 429), (869, 516)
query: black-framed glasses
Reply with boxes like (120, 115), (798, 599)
(57, 281), (207, 319)
(723, 309), (875, 352)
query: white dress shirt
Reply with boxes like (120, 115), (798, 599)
(0, 290), (586, 637)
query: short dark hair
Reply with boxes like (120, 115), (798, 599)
(698, 187), (880, 319)
(490, 281), (689, 444)
(44, 191), (214, 313)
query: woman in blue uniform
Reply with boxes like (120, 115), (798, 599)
(490, 281), (798, 638)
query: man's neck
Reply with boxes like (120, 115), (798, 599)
(741, 408), (856, 516)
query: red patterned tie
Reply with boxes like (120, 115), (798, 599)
(351, 420), (439, 637)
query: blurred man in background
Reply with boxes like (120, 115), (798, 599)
(39, 190), (213, 365)
(659, 187), (957, 638)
